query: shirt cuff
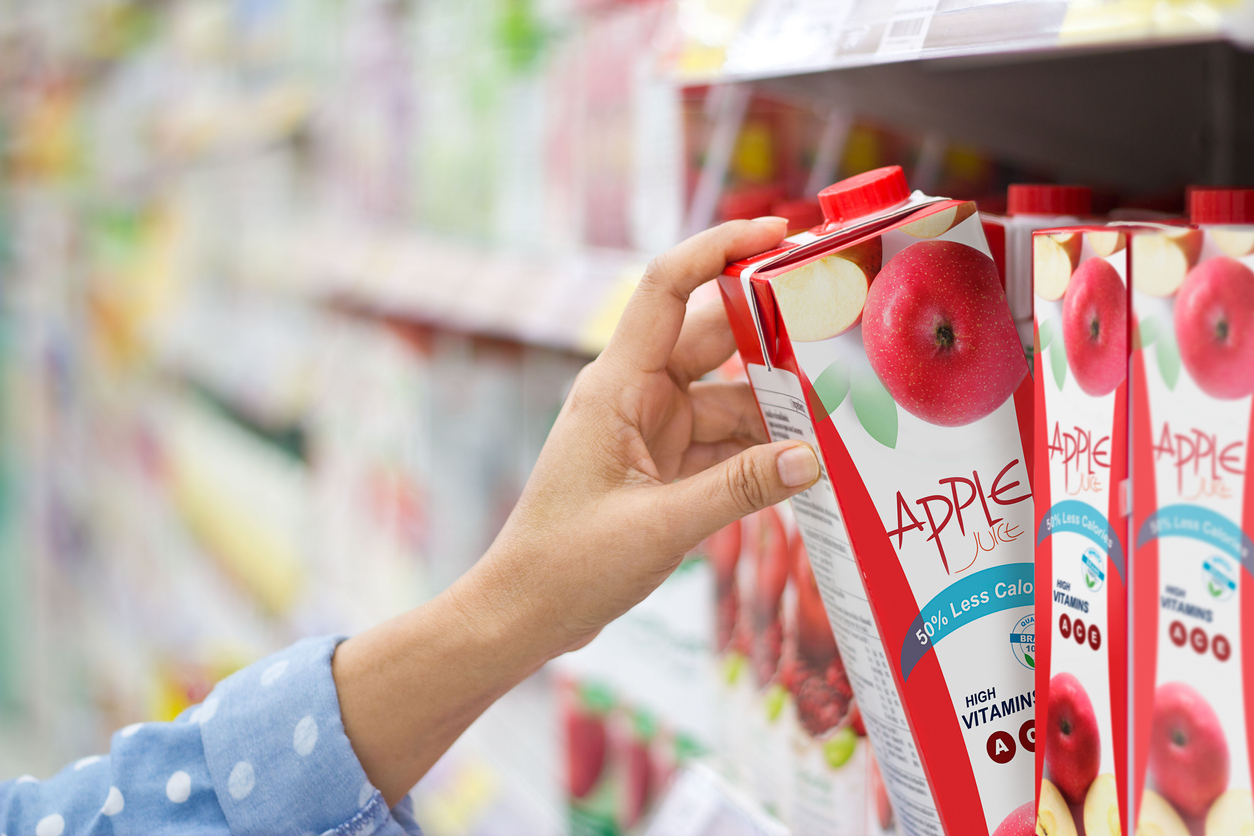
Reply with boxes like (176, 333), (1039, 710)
(196, 635), (422, 836)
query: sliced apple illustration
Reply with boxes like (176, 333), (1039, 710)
(1034, 232), (1082, 301)
(1205, 788), (1254, 836)
(774, 238), (882, 341)
(1211, 229), (1254, 258)
(1086, 230), (1127, 257)
(1037, 777), (1078, 836)
(1139, 788), (1189, 836)
(901, 201), (977, 239)
(1132, 229), (1203, 297)
(1084, 773), (1120, 836)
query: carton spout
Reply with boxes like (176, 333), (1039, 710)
(817, 165), (911, 227)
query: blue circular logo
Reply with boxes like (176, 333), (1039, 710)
(1204, 554), (1237, 602)
(1011, 615), (1035, 670)
(1081, 547), (1106, 593)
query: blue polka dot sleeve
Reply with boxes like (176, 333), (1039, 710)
(0, 636), (424, 836)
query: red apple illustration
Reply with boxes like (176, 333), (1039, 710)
(1045, 672), (1100, 804)
(1150, 682), (1229, 818)
(751, 508), (791, 688)
(1062, 257), (1127, 396)
(708, 521), (742, 653)
(870, 752), (894, 829)
(565, 702), (607, 800)
(863, 240), (1026, 427)
(993, 801), (1036, 836)
(1174, 257), (1254, 399)
(621, 737), (652, 827)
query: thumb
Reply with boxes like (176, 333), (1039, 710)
(654, 441), (821, 548)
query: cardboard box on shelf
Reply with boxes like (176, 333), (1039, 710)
(984, 184), (1093, 353)
(1129, 188), (1254, 836)
(718, 165), (1035, 835)
(1032, 221), (1140, 836)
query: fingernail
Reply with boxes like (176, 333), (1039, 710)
(751, 216), (788, 226)
(777, 444), (820, 488)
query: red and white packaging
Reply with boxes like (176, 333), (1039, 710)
(984, 184), (1093, 351)
(1130, 189), (1254, 835)
(745, 504), (795, 815)
(1032, 223), (1140, 836)
(718, 165), (1035, 835)
(782, 526), (872, 836)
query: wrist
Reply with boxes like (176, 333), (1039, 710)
(460, 531), (590, 665)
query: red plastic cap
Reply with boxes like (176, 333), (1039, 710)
(718, 183), (786, 222)
(771, 198), (824, 232)
(1007, 184), (1091, 217)
(817, 166), (910, 225)
(1190, 188), (1254, 225)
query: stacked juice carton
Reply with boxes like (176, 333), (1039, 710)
(1033, 188), (1254, 836)
(711, 502), (879, 835)
(1033, 213), (1138, 836)
(719, 166), (1037, 835)
(1128, 191), (1254, 836)
(710, 172), (1254, 835)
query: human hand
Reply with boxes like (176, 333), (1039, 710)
(333, 219), (822, 805)
(474, 217), (822, 657)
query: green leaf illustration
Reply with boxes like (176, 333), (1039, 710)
(1135, 316), (1158, 351)
(1025, 653), (1035, 668)
(723, 653), (745, 685)
(812, 360), (850, 418)
(765, 684), (789, 723)
(823, 727), (858, 769)
(1037, 318), (1052, 352)
(1156, 326), (1181, 390)
(851, 371), (898, 449)
(1050, 330), (1067, 391)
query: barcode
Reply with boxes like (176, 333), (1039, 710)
(887, 16), (925, 38)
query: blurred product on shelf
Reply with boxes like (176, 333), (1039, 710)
(1129, 189), (1254, 836)
(984, 183), (1094, 351)
(1033, 216), (1137, 836)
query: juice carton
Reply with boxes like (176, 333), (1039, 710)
(718, 165), (1035, 835)
(562, 677), (620, 835)
(984, 184), (1093, 352)
(1130, 189), (1254, 835)
(1032, 223), (1141, 836)
(782, 526), (871, 836)
(746, 504), (795, 816)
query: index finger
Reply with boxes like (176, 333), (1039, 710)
(602, 218), (787, 375)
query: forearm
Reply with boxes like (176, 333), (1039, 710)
(331, 542), (562, 807)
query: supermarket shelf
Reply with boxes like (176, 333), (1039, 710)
(757, 39), (1254, 192)
(677, 0), (1253, 82)
(254, 222), (652, 357)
